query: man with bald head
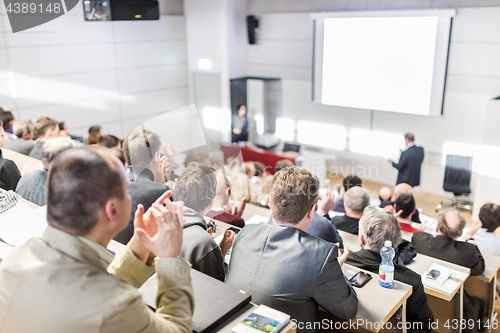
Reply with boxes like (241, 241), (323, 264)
(380, 183), (422, 224)
(412, 208), (484, 275)
(412, 208), (485, 332)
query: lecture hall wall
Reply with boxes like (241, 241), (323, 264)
(240, 1), (500, 203)
(0, 0), (189, 138)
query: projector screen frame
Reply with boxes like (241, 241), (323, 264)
(311, 9), (456, 117)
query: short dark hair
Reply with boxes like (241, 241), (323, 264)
(99, 134), (120, 148)
(404, 133), (414, 142)
(271, 166), (319, 224)
(111, 147), (126, 166)
(88, 125), (102, 134)
(123, 129), (161, 167)
(235, 104), (245, 113)
(58, 122), (65, 131)
(395, 193), (416, 219)
(479, 203), (500, 233)
(254, 162), (265, 177)
(343, 175), (362, 191)
(275, 159), (293, 173)
(34, 117), (58, 137)
(47, 147), (125, 235)
(88, 125), (102, 145)
(174, 162), (217, 213)
(0, 111), (14, 130)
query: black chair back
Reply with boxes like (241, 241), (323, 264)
(443, 154), (473, 195)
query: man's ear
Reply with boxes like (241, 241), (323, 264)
(103, 199), (119, 227)
(153, 151), (160, 162)
(308, 203), (316, 218)
(22, 132), (30, 140)
(358, 233), (366, 248)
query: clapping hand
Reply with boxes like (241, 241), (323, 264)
(219, 230), (235, 257)
(319, 192), (334, 216)
(135, 199), (187, 259)
(337, 243), (349, 267)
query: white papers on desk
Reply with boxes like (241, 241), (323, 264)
(422, 263), (468, 295)
(245, 214), (269, 225)
(0, 203), (47, 247)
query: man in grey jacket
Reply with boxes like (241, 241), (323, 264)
(174, 164), (235, 281)
(3, 119), (35, 155)
(16, 137), (74, 206)
(226, 166), (357, 332)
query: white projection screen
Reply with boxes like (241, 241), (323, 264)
(312, 10), (455, 116)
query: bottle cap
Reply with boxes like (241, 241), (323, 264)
(384, 240), (392, 247)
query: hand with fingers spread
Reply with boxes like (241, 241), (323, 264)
(466, 219), (483, 240)
(135, 200), (186, 258)
(219, 230), (235, 257)
(320, 191), (335, 216)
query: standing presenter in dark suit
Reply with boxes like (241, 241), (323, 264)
(389, 133), (424, 187)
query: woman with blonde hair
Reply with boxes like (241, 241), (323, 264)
(230, 172), (251, 203)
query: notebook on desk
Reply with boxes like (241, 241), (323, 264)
(140, 268), (251, 333)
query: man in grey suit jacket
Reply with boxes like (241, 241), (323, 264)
(226, 167), (358, 332)
(3, 119), (35, 155)
(16, 137), (74, 206)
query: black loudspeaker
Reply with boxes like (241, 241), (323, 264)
(246, 15), (258, 44)
(111, 0), (159, 20)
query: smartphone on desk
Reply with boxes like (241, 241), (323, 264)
(349, 271), (372, 288)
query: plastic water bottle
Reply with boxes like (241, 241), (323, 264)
(379, 240), (395, 288)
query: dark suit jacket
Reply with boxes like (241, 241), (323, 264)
(0, 150), (21, 191)
(114, 167), (171, 244)
(267, 212), (344, 247)
(411, 231), (485, 276)
(226, 223), (358, 333)
(392, 145), (424, 187)
(331, 214), (360, 235)
(411, 231), (485, 332)
(347, 249), (433, 332)
(182, 208), (227, 281)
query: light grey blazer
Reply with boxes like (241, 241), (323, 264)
(225, 223), (358, 333)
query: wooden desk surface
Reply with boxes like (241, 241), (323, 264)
(407, 253), (470, 302)
(335, 264), (412, 332)
(338, 229), (470, 302)
(241, 203), (272, 221)
(2, 148), (43, 171)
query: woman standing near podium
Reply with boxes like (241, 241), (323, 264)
(231, 104), (248, 143)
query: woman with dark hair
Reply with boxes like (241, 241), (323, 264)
(0, 111), (15, 135)
(459, 203), (500, 256)
(231, 104), (248, 143)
